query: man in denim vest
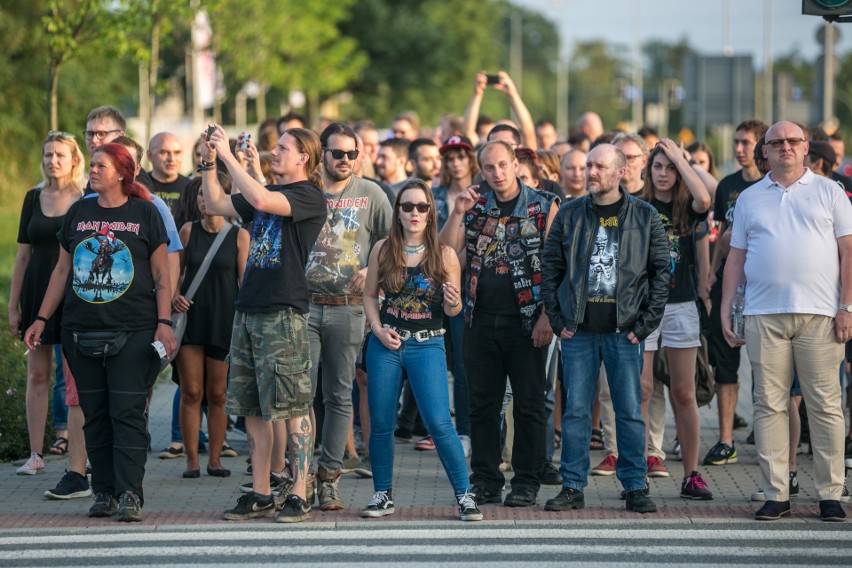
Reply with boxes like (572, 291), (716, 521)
(440, 141), (558, 507)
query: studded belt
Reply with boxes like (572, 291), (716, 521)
(384, 325), (446, 342)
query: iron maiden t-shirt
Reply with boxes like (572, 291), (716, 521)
(58, 196), (169, 332)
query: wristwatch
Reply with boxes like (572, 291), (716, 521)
(840, 304), (852, 312)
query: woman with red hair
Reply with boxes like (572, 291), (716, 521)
(25, 143), (176, 522)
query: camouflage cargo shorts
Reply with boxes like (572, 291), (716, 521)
(226, 309), (313, 421)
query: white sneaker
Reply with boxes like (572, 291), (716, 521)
(751, 488), (766, 502)
(842, 483), (850, 504)
(16, 453), (44, 475)
(459, 435), (471, 458)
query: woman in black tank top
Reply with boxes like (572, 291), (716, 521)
(361, 179), (482, 521)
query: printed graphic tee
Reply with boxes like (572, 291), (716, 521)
(58, 196), (169, 332)
(232, 181), (326, 314)
(304, 176), (392, 295)
(579, 196), (622, 332)
(380, 265), (444, 332)
(651, 199), (708, 303)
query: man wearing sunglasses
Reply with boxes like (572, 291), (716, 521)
(721, 121), (852, 523)
(304, 122), (392, 511)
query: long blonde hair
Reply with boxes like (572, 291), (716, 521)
(40, 132), (85, 193)
(377, 179), (447, 293)
(284, 128), (323, 190)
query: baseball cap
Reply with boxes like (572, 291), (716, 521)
(439, 134), (473, 155)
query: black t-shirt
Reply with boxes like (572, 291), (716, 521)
(231, 181), (326, 314)
(380, 265), (444, 332)
(472, 194), (520, 316)
(150, 173), (189, 219)
(651, 199), (708, 303)
(579, 196), (622, 332)
(58, 196), (169, 332)
(713, 170), (754, 228)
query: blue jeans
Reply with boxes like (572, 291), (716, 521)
(367, 334), (469, 496)
(560, 330), (646, 492)
(171, 387), (208, 445)
(52, 344), (68, 430)
(447, 312), (470, 437)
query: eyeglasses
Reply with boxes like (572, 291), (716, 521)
(399, 202), (430, 213)
(324, 148), (359, 160)
(765, 138), (805, 149)
(84, 129), (122, 141)
(624, 153), (644, 162)
(48, 130), (76, 139)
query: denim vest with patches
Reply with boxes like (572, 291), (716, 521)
(463, 184), (551, 333)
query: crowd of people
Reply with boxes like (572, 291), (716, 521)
(11, 70), (852, 524)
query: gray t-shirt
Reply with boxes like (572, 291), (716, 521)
(305, 176), (393, 295)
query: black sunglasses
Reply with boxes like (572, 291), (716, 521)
(324, 148), (359, 160)
(399, 202), (430, 213)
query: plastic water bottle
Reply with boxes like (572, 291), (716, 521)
(731, 283), (746, 343)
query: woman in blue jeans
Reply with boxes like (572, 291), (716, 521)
(361, 179), (481, 521)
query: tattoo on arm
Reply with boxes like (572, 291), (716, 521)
(154, 273), (166, 292)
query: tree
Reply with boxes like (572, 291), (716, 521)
(568, 40), (630, 131)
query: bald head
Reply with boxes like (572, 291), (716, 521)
(586, 144), (626, 204)
(763, 121), (808, 177)
(577, 112), (604, 142)
(147, 132), (184, 183)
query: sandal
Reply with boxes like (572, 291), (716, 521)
(590, 429), (604, 451)
(48, 437), (69, 456)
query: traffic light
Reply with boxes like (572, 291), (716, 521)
(803, 0), (852, 20)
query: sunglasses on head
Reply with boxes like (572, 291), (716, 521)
(324, 148), (359, 160)
(48, 130), (76, 140)
(399, 202), (430, 213)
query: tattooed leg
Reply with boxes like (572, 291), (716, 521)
(285, 414), (313, 500)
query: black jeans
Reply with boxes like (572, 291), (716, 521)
(63, 328), (160, 504)
(464, 312), (547, 492)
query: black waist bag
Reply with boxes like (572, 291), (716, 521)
(73, 331), (129, 358)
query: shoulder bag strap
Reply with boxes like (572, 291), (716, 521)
(183, 222), (233, 302)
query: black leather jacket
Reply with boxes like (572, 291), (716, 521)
(541, 191), (670, 341)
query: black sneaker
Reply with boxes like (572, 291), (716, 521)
(540, 462), (562, 486)
(44, 470), (92, 500)
(361, 490), (395, 518)
(625, 490), (657, 514)
(117, 491), (142, 522)
(755, 500), (791, 521)
(276, 494), (312, 523)
(746, 430), (755, 445)
(620, 478), (650, 500)
(223, 491), (275, 520)
(733, 413), (748, 430)
(819, 500), (847, 522)
(240, 471), (290, 494)
(680, 471), (713, 500)
(544, 487), (584, 511)
(457, 491), (483, 521)
(88, 492), (118, 517)
(504, 487), (538, 507)
(703, 441), (738, 465)
(789, 472), (799, 499)
(470, 484), (502, 505)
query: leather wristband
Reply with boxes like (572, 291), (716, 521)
(157, 318), (173, 327)
(35, 315), (48, 323)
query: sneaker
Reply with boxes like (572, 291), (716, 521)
(361, 490), (395, 518)
(842, 483), (850, 504)
(733, 413), (748, 430)
(703, 442), (738, 465)
(540, 462), (562, 485)
(789, 472), (799, 500)
(680, 471), (713, 500)
(117, 491), (142, 522)
(625, 490), (657, 514)
(44, 470), (92, 500)
(620, 478), (650, 501)
(240, 471), (290, 494)
(755, 500), (791, 521)
(306, 471), (315, 506)
(544, 487), (584, 511)
(88, 492), (118, 517)
(85, 460), (92, 477)
(845, 437), (852, 468)
(223, 491), (275, 520)
(751, 488), (766, 502)
(340, 454), (361, 475)
(220, 443), (238, 458)
(457, 491), (483, 521)
(459, 435), (471, 458)
(672, 438), (682, 460)
(354, 455), (373, 479)
(591, 454), (617, 476)
(414, 436), (435, 451)
(317, 468), (345, 511)
(504, 487), (538, 507)
(646, 456), (670, 478)
(158, 445), (184, 459)
(394, 427), (413, 441)
(245, 457), (252, 475)
(276, 494), (312, 523)
(470, 484), (502, 505)
(16, 453), (44, 475)
(820, 499), (847, 522)
(746, 430), (755, 445)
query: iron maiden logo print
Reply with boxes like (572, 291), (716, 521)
(72, 225), (133, 303)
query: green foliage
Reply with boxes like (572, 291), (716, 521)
(568, 40), (631, 130)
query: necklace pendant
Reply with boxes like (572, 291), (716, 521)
(403, 243), (425, 255)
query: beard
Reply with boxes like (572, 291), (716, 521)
(323, 156), (352, 182)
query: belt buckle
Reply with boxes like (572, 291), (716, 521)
(397, 329), (412, 341)
(414, 330), (430, 342)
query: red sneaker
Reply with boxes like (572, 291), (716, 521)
(414, 436), (435, 451)
(590, 454), (617, 476)
(646, 456), (670, 478)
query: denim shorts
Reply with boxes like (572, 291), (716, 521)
(226, 309), (312, 420)
(643, 301), (702, 352)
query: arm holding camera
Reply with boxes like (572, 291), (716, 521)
(462, 72), (489, 145)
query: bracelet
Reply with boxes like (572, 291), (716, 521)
(196, 164), (216, 173)
(200, 160), (216, 168)
(157, 318), (173, 327)
(368, 320), (380, 330)
(35, 315), (48, 323)
(258, 177), (268, 185)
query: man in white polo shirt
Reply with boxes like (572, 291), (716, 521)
(721, 120), (852, 523)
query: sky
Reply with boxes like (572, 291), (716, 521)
(516, 0), (850, 64)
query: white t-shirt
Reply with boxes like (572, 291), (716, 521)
(730, 168), (852, 317)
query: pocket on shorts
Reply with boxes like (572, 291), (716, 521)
(274, 357), (312, 407)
